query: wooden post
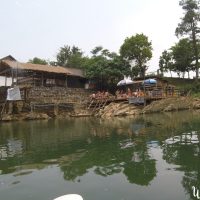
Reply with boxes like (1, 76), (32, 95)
(24, 88), (27, 102)
(41, 73), (44, 87)
(65, 76), (68, 88)
(11, 68), (14, 86)
(144, 98), (146, 107)
(5, 73), (7, 86)
(16, 68), (18, 85)
(32, 74), (34, 87)
(33, 74), (35, 88)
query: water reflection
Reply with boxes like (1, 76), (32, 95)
(162, 130), (200, 200)
(59, 135), (156, 186)
(0, 139), (23, 160)
(0, 111), (200, 199)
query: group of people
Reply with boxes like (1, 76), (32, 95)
(89, 86), (178, 101)
(115, 88), (144, 99)
(90, 88), (145, 100)
(90, 91), (111, 100)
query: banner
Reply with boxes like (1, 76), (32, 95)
(6, 87), (21, 101)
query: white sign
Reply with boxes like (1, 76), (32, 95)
(6, 87), (21, 101)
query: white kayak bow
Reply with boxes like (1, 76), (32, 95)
(54, 194), (83, 200)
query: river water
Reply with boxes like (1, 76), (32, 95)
(0, 111), (200, 200)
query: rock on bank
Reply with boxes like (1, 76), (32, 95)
(98, 97), (200, 118)
(98, 102), (142, 118)
(142, 97), (200, 113)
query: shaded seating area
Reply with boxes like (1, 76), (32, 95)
(87, 77), (181, 109)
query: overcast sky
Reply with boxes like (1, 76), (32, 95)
(0, 0), (183, 72)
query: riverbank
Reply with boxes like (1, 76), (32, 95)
(98, 97), (200, 118)
(1, 97), (200, 121)
(0, 103), (91, 121)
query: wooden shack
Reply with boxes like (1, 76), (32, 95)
(0, 56), (87, 88)
(0, 56), (91, 118)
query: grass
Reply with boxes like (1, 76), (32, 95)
(191, 92), (200, 98)
(162, 77), (195, 89)
(161, 77), (200, 96)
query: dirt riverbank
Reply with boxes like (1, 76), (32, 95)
(98, 97), (200, 118)
(1, 97), (200, 121)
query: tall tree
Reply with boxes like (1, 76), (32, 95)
(56, 45), (71, 66)
(120, 33), (152, 79)
(175, 0), (200, 79)
(171, 38), (194, 78)
(28, 57), (47, 65)
(159, 50), (174, 77)
(56, 45), (84, 68)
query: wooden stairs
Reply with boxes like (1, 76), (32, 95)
(87, 99), (108, 114)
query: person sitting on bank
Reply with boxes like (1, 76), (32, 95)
(96, 91), (101, 99)
(90, 93), (96, 99)
(117, 90), (123, 98)
(138, 89), (144, 97)
(133, 89), (139, 97)
(127, 88), (132, 97)
(105, 90), (109, 98)
(115, 90), (120, 98)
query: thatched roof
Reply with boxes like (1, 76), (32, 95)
(65, 67), (85, 78)
(1, 60), (71, 75)
(0, 54), (86, 79)
(0, 55), (17, 62)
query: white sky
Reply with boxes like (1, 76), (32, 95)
(0, 0), (183, 73)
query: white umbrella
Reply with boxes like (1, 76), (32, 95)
(117, 78), (134, 86)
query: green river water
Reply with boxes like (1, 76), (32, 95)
(0, 111), (200, 200)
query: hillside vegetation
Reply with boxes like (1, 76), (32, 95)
(162, 77), (200, 97)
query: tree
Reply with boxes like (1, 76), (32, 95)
(90, 46), (103, 56)
(28, 57), (48, 65)
(171, 38), (194, 78)
(120, 33), (153, 79)
(84, 47), (131, 90)
(56, 45), (71, 66)
(175, 0), (200, 79)
(159, 50), (174, 77)
(56, 45), (84, 68)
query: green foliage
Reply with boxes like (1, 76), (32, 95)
(90, 46), (103, 56)
(176, 0), (200, 78)
(56, 45), (85, 68)
(192, 92), (200, 97)
(160, 38), (196, 78)
(190, 81), (200, 93)
(28, 33), (153, 90)
(171, 38), (194, 77)
(84, 47), (131, 90)
(178, 81), (200, 96)
(28, 57), (48, 65)
(176, 0), (200, 37)
(120, 33), (153, 78)
(159, 50), (173, 77)
(164, 77), (200, 95)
